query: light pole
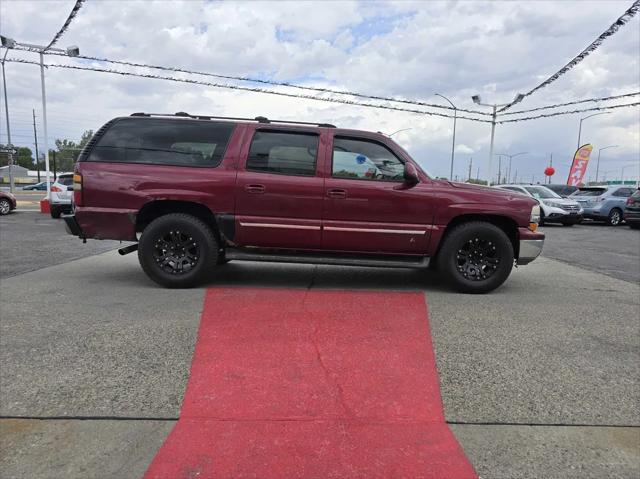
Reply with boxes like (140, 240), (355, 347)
(497, 151), (528, 184)
(621, 164), (637, 184)
(1, 48), (14, 193)
(595, 145), (618, 183)
(577, 112), (611, 150)
(472, 93), (524, 186)
(1, 35), (79, 200)
(435, 93), (457, 181)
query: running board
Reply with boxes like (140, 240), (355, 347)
(225, 249), (430, 269)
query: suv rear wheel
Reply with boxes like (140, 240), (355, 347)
(437, 221), (514, 294)
(607, 208), (622, 226)
(138, 213), (218, 288)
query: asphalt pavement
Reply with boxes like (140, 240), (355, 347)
(1, 212), (639, 478)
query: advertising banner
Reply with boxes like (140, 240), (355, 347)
(567, 144), (593, 186)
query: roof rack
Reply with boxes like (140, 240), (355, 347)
(130, 112), (336, 128)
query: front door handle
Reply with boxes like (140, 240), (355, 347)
(245, 184), (265, 194)
(327, 188), (347, 199)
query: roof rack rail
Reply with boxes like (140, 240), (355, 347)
(129, 112), (336, 128)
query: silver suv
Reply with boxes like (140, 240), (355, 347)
(50, 173), (74, 218)
(496, 184), (583, 226)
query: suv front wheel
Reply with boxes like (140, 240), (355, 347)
(138, 213), (218, 288)
(437, 221), (514, 294)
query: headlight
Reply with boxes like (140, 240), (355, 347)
(529, 205), (540, 231)
(544, 200), (562, 208)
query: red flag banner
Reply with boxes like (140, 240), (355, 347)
(567, 144), (593, 186)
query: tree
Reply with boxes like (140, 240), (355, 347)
(54, 129), (94, 171)
(0, 145), (34, 169)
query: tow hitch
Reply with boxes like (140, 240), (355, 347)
(118, 243), (139, 256)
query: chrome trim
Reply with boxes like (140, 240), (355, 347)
(239, 222), (320, 231)
(324, 226), (426, 235)
(518, 239), (544, 265)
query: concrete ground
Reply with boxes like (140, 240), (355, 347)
(1, 213), (639, 478)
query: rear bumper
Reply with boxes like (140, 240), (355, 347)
(62, 214), (83, 237)
(517, 228), (544, 265)
(623, 210), (640, 223)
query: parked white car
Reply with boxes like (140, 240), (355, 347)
(50, 173), (74, 218)
(496, 184), (583, 226)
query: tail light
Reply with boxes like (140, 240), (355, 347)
(73, 173), (83, 206)
(51, 185), (61, 192)
(627, 197), (635, 205)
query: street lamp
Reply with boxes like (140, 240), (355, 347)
(595, 145), (618, 183)
(472, 93), (524, 186)
(388, 128), (412, 137)
(1, 35), (79, 200)
(577, 112), (611, 150)
(497, 151), (528, 184)
(434, 93), (457, 181)
(621, 164), (637, 184)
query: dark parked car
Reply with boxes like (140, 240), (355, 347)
(0, 191), (17, 215)
(545, 184), (579, 198)
(22, 181), (52, 191)
(623, 189), (640, 229)
(63, 113), (544, 293)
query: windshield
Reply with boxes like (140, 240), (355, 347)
(573, 188), (606, 197)
(524, 186), (561, 199)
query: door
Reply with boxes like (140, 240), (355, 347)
(322, 135), (434, 255)
(234, 128), (325, 249)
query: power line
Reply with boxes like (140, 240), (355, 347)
(498, 102), (640, 123)
(499, 0), (640, 112)
(45, 0), (86, 51)
(500, 92), (640, 116)
(38, 50), (491, 116)
(5, 58), (493, 123)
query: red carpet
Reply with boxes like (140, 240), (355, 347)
(145, 288), (477, 478)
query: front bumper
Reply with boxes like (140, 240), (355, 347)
(61, 213), (83, 237)
(517, 227), (544, 265)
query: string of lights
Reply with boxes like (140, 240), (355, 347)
(498, 102), (640, 124)
(499, 92), (640, 116)
(36, 49), (491, 116)
(498, 0), (640, 112)
(5, 58), (493, 123)
(45, 0), (85, 50)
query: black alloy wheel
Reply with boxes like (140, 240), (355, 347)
(138, 213), (218, 288)
(437, 221), (514, 294)
(455, 237), (500, 282)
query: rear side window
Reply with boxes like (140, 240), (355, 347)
(246, 131), (318, 176)
(613, 188), (633, 197)
(88, 118), (235, 167)
(58, 175), (73, 186)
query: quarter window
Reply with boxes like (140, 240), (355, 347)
(332, 137), (405, 181)
(89, 118), (235, 167)
(613, 188), (633, 197)
(246, 131), (318, 176)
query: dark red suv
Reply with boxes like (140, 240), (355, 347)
(63, 112), (544, 293)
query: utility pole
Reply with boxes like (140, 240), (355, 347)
(52, 150), (57, 180)
(497, 155), (502, 184)
(476, 166), (480, 181)
(468, 157), (472, 182)
(33, 109), (40, 181)
(1, 49), (14, 193)
(514, 169), (518, 184)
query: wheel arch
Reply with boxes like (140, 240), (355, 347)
(136, 200), (222, 242)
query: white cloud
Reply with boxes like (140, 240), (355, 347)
(0, 0), (638, 182)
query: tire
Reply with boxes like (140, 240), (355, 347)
(138, 213), (218, 288)
(607, 208), (623, 226)
(437, 221), (514, 294)
(50, 205), (61, 219)
(0, 199), (11, 215)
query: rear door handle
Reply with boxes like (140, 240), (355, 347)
(327, 188), (347, 199)
(245, 184), (265, 194)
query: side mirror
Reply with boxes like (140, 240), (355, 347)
(403, 163), (419, 187)
(67, 185), (74, 191)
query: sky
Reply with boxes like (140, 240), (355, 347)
(1, 0), (639, 184)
